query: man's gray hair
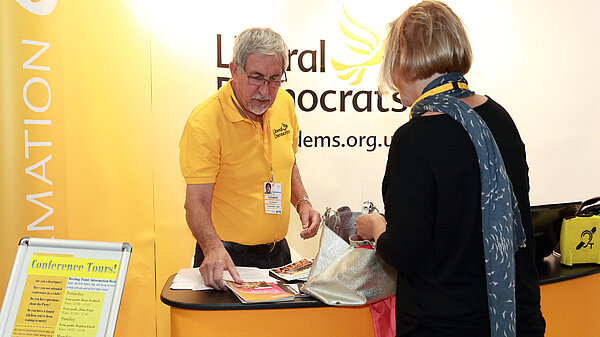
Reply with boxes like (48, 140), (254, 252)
(232, 27), (289, 73)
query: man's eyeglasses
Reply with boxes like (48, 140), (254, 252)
(241, 67), (287, 88)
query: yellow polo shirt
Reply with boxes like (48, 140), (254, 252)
(179, 81), (299, 245)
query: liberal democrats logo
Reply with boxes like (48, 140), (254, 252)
(16, 0), (57, 15)
(331, 5), (384, 85)
(273, 123), (290, 139)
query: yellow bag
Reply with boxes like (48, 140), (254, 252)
(560, 197), (600, 266)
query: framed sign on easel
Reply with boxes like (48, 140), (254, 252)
(0, 238), (131, 337)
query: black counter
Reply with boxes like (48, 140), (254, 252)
(161, 256), (600, 310)
(537, 254), (600, 285)
(160, 275), (326, 310)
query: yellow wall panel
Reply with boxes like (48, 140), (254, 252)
(1, 0), (67, 301)
(59, 1), (155, 336)
(150, 42), (207, 337)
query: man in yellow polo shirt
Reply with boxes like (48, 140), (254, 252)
(179, 27), (321, 290)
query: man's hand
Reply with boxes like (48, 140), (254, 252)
(298, 202), (321, 239)
(198, 245), (243, 290)
(185, 184), (243, 290)
(355, 213), (387, 242)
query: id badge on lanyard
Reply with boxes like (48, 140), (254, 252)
(264, 182), (282, 214)
(232, 96), (284, 215)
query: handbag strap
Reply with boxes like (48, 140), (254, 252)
(323, 207), (344, 234)
(362, 201), (379, 214)
(323, 202), (379, 233)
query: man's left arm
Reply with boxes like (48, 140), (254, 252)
(290, 161), (321, 239)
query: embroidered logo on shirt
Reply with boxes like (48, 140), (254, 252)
(273, 123), (291, 139)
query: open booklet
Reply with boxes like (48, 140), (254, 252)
(224, 281), (295, 303)
(269, 258), (314, 282)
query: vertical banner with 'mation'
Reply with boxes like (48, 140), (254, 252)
(1, 0), (66, 293)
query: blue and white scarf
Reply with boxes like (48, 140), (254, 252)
(411, 72), (527, 337)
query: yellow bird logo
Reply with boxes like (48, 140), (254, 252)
(331, 5), (384, 85)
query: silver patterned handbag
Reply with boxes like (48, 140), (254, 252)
(301, 202), (396, 306)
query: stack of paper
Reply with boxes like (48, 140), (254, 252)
(170, 267), (278, 291)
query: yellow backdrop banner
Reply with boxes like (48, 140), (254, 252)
(2, 1), (156, 336)
(1, 0), (67, 295)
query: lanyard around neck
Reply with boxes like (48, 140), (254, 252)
(410, 82), (469, 116)
(231, 97), (275, 183)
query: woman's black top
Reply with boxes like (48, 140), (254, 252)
(376, 97), (545, 337)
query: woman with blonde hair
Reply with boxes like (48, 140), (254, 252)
(356, 1), (545, 336)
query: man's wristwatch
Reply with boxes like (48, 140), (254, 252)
(295, 196), (310, 212)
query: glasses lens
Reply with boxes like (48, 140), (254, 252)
(245, 72), (285, 88)
(268, 80), (282, 88)
(247, 77), (263, 86)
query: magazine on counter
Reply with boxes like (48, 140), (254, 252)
(269, 258), (314, 282)
(224, 281), (295, 303)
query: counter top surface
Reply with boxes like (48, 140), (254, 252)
(537, 254), (600, 285)
(161, 275), (326, 310)
(162, 255), (600, 310)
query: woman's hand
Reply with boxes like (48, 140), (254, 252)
(355, 213), (387, 242)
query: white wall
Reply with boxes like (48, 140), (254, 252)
(130, 0), (600, 257)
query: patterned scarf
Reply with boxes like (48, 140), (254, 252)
(410, 72), (527, 337)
